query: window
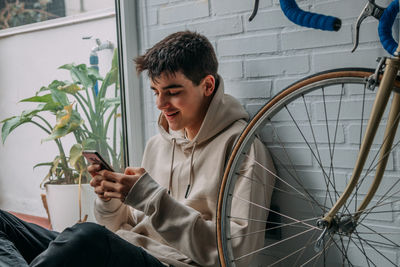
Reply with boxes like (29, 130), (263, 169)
(0, 0), (114, 30)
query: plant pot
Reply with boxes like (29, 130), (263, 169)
(45, 184), (97, 232)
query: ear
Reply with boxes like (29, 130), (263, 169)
(203, 75), (215, 97)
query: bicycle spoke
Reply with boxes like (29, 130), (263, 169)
(243, 154), (329, 211)
(284, 105), (338, 206)
(355, 222), (400, 248)
(230, 217), (320, 240)
(268, 121), (328, 213)
(351, 230), (397, 266)
(233, 228), (316, 262)
(301, 94), (330, 206)
(327, 84), (345, 205)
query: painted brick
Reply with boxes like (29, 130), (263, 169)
(245, 8), (292, 31)
(245, 55), (309, 77)
(273, 77), (302, 96)
(355, 174), (400, 199)
(269, 101), (310, 122)
(347, 241), (397, 264)
(314, 0), (365, 19)
(319, 148), (394, 170)
(159, 1), (209, 24)
(357, 20), (381, 44)
(296, 170), (347, 192)
(281, 24), (352, 50)
(189, 16), (243, 37)
(147, 0), (168, 6)
(313, 48), (389, 71)
(148, 25), (186, 45)
(147, 9), (158, 26)
(348, 124), (400, 145)
(275, 124), (345, 144)
(270, 147), (313, 167)
(224, 80), (272, 99)
(212, 0), (272, 15)
(314, 99), (389, 121)
(246, 103), (264, 118)
(219, 61), (243, 79)
(217, 34), (278, 56)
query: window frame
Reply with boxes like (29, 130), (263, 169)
(115, 0), (144, 166)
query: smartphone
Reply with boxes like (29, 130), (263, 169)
(82, 150), (115, 172)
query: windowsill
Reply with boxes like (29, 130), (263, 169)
(0, 8), (115, 39)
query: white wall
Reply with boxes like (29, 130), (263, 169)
(0, 10), (117, 217)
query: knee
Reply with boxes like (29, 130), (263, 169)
(59, 222), (108, 246)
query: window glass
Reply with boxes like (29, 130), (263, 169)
(0, 0), (114, 30)
(0, 0), (123, 221)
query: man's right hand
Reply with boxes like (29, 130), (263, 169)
(88, 164), (112, 202)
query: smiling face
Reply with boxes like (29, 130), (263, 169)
(151, 72), (215, 140)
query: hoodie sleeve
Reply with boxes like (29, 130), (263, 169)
(94, 197), (137, 232)
(123, 138), (275, 267)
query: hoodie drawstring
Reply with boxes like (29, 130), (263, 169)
(168, 138), (197, 199)
(168, 138), (176, 195)
(185, 142), (197, 198)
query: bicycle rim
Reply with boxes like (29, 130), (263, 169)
(217, 68), (400, 267)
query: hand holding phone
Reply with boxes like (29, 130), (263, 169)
(82, 150), (114, 172)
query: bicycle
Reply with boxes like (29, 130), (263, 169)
(217, 0), (400, 266)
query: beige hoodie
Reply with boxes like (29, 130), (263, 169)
(94, 77), (275, 266)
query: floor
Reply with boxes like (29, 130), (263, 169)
(9, 211), (51, 229)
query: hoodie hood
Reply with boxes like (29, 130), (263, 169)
(157, 76), (249, 148)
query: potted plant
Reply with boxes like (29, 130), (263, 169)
(1, 49), (122, 231)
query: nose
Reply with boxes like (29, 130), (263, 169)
(156, 93), (169, 110)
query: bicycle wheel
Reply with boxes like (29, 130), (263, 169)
(217, 68), (400, 267)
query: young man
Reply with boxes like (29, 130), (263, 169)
(0, 31), (274, 266)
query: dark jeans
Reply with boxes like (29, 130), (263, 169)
(0, 210), (165, 266)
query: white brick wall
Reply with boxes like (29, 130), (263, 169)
(136, 0), (400, 265)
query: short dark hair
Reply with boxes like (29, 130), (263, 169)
(135, 31), (218, 85)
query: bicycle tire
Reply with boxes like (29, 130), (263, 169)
(217, 68), (400, 267)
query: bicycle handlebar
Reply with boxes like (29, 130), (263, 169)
(378, 0), (399, 55)
(280, 0), (341, 31)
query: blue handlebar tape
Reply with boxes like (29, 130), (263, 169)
(280, 0), (341, 31)
(378, 0), (399, 56)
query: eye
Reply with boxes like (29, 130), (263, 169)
(168, 91), (180, 96)
(152, 90), (159, 96)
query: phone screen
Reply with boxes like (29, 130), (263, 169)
(82, 150), (114, 172)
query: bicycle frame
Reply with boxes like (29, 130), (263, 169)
(322, 54), (400, 226)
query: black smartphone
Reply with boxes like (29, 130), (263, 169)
(82, 150), (115, 172)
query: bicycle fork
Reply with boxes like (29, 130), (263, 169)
(315, 56), (400, 250)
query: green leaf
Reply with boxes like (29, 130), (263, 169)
(43, 109), (83, 142)
(58, 83), (82, 94)
(20, 94), (53, 103)
(42, 126), (70, 142)
(33, 162), (54, 169)
(1, 117), (22, 143)
(69, 143), (83, 168)
(50, 88), (69, 106)
(102, 97), (120, 109)
(88, 67), (103, 81)
(20, 94), (62, 112)
(1, 115), (32, 144)
(59, 63), (74, 70)
(82, 138), (96, 150)
(112, 48), (119, 69)
(70, 64), (93, 89)
(38, 80), (66, 94)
